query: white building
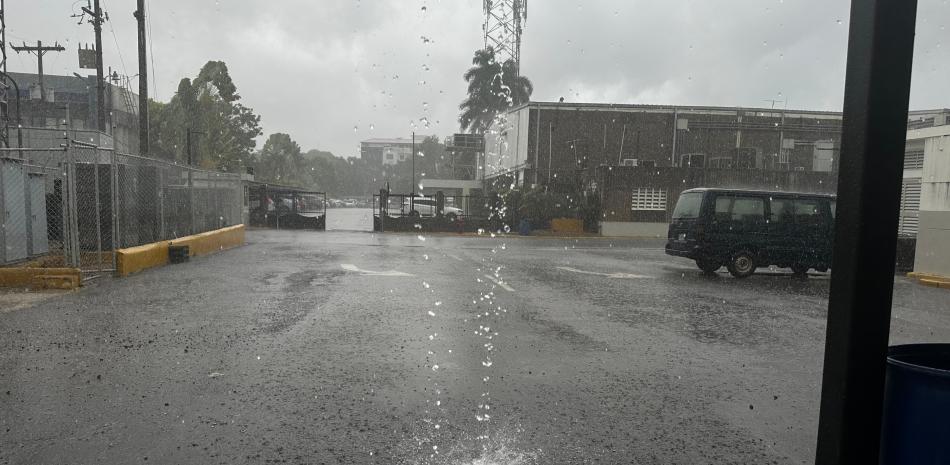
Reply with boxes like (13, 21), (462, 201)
(906, 112), (950, 278)
(360, 135), (432, 166)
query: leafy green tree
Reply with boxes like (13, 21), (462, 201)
(147, 61), (261, 171)
(257, 133), (305, 185)
(458, 48), (533, 134)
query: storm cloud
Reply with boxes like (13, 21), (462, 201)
(6, 0), (948, 157)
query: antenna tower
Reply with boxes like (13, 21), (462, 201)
(482, 0), (527, 72)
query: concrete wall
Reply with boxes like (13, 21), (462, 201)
(913, 125), (950, 277)
(915, 212), (950, 277)
(600, 221), (668, 238)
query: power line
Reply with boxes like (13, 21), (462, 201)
(101, 0), (129, 78)
(145, 0), (156, 97)
(76, 0), (107, 131)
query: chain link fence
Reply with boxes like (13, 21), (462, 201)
(0, 144), (243, 274)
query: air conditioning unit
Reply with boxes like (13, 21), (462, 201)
(621, 158), (638, 167)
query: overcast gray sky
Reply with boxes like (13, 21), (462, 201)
(7, 0), (948, 157)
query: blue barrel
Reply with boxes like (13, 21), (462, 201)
(518, 219), (531, 236)
(881, 344), (950, 464)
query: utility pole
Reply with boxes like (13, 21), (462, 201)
(11, 41), (65, 102)
(134, 0), (148, 155)
(411, 131), (416, 196)
(80, 0), (107, 132)
(1, 0), (9, 147)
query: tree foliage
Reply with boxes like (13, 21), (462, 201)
(458, 48), (534, 134)
(250, 134), (451, 197)
(148, 61), (262, 171)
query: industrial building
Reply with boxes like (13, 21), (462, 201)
(485, 102), (845, 190)
(5, 71), (140, 153)
(359, 135), (433, 166)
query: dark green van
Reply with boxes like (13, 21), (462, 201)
(665, 188), (836, 278)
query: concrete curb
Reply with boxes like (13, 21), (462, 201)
(116, 224), (245, 277)
(374, 231), (662, 240)
(0, 268), (82, 290)
(907, 272), (950, 290)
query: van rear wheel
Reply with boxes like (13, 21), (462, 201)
(727, 250), (756, 278)
(791, 263), (810, 277)
(696, 259), (720, 274)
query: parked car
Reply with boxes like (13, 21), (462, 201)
(403, 197), (463, 220)
(665, 188), (836, 278)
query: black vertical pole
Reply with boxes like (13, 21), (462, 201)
(411, 131), (416, 196)
(134, 0), (148, 155)
(814, 1), (918, 464)
(93, 0), (105, 132)
(411, 131), (415, 214)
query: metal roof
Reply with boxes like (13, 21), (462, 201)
(681, 187), (837, 198)
(361, 135), (433, 145)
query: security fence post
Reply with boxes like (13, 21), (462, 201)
(94, 149), (103, 272)
(379, 189), (387, 232)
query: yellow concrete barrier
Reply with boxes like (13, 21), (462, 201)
(115, 241), (170, 277)
(907, 271), (950, 290)
(170, 224), (245, 258)
(116, 224), (245, 277)
(551, 218), (585, 234)
(0, 268), (82, 289)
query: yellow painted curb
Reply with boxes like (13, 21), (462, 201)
(908, 270), (950, 290)
(920, 279), (950, 289)
(0, 268), (82, 289)
(31, 274), (81, 290)
(551, 218), (585, 234)
(169, 224), (245, 258)
(115, 224), (245, 277)
(115, 241), (170, 277)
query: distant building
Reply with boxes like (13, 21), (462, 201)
(485, 102), (845, 190)
(360, 135), (432, 165)
(901, 109), (950, 279)
(4, 71), (139, 152)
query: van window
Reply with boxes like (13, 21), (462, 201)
(715, 195), (765, 223)
(671, 192), (703, 219)
(795, 199), (823, 225)
(731, 197), (765, 222)
(769, 198), (794, 223)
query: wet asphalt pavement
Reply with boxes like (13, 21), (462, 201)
(2, 210), (950, 464)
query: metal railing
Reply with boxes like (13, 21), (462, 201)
(373, 193), (486, 220)
(248, 185), (327, 230)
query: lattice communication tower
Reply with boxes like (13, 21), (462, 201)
(482, 0), (527, 72)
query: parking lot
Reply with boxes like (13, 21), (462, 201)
(2, 229), (948, 464)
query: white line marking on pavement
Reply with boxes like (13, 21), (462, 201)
(446, 253), (464, 262)
(341, 264), (415, 277)
(483, 274), (515, 292)
(556, 266), (654, 279)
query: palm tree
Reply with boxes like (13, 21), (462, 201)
(458, 48), (533, 134)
